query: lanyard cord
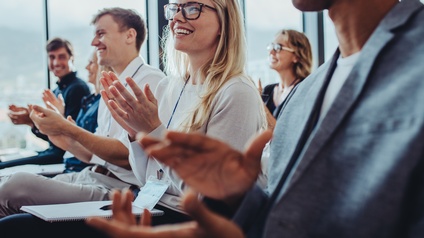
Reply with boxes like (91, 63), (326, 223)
(166, 77), (190, 129)
(125, 63), (144, 86)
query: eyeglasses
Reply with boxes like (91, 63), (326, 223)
(164, 2), (217, 21)
(267, 43), (295, 53)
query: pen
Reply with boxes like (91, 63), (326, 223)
(100, 204), (112, 210)
(157, 169), (164, 180)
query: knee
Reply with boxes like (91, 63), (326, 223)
(0, 172), (36, 206)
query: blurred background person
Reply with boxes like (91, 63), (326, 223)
(44, 50), (113, 173)
(260, 29), (312, 129)
(4, 37), (90, 169)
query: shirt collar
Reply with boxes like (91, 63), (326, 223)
(56, 71), (77, 89)
(118, 56), (145, 83)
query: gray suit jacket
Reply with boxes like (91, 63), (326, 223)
(234, 0), (424, 237)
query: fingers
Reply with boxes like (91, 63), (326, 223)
(100, 71), (120, 97)
(181, 191), (207, 223)
(144, 84), (157, 105)
(9, 105), (27, 112)
(31, 105), (49, 115)
(258, 78), (263, 93)
(58, 94), (64, 103)
(101, 90), (129, 121)
(100, 90), (112, 103)
(141, 131), (220, 165)
(112, 77), (148, 109)
(140, 209), (152, 226)
(244, 130), (273, 158)
(124, 77), (146, 103)
(123, 189), (134, 216)
(109, 83), (135, 114)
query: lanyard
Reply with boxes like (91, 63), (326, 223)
(125, 63), (144, 86)
(166, 77), (190, 129)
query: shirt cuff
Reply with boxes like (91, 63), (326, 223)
(149, 124), (167, 140)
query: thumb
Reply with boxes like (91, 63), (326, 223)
(182, 191), (211, 225)
(58, 94), (64, 104)
(244, 130), (273, 173)
(67, 116), (75, 124)
(31, 105), (49, 114)
(182, 191), (223, 229)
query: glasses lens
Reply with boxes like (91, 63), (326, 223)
(183, 3), (202, 20)
(267, 43), (282, 52)
(165, 4), (178, 20)
(267, 43), (273, 52)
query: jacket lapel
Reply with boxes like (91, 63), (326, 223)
(283, 0), (422, 192)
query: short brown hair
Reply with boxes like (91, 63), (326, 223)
(46, 37), (74, 56)
(91, 7), (146, 52)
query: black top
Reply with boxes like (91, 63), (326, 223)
(261, 83), (282, 118)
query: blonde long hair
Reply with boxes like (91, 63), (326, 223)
(161, 0), (254, 132)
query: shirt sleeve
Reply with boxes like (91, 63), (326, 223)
(129, 77), (265, 198)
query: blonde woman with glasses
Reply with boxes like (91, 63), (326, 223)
(91, 0), (266, 226)
(260, 29), (312, 129)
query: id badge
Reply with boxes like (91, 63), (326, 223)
(133, 174), (170, 211)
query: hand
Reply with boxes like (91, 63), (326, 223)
(100, 71), (137, 139)
(29, 105), (69, 136)
(86, 190), (245, 238)
(8, 104), (34, 127)
(42, 89), (65, 116)
(264, 106), (276, 131)
(101, 71), (162, 137)
(139, 130), (273, 203)
(100, 71), (119, 101)
(258, 78), (263, 95)
(100, 89), (138, 140)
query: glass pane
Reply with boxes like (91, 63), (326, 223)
(245, 0), (303, 87)
(0, 0), (48, 150)
(323, 10), (338, 61)
(49, 0), (147, 87)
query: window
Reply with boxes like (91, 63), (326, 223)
(0, 0), (46, 150)
(48, 0), (147, 86)
(323, 10), (338, 61)
(0, 0), (148, 151)
(244, 0), (303, 87)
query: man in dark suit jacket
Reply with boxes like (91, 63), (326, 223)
(86, 0), (424, 237)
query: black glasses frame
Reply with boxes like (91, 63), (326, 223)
(164, 2), (217, 21)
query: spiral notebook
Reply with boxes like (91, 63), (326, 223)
(21, 200), (164, 222)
